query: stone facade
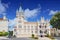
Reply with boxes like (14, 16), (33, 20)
(0, 14), (8, 32)
(13, 6), (50, 37)
(50, 28), (60, 36)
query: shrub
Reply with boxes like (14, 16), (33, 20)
(46, 34), (55, 40)
(32, 34), (34, 38)
(0, 32), (3, 36)
(13, 35), (16, 37)
(45, 34), (49, 37)
(34, 37), (38, 39)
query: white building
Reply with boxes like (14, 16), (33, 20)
(13, 6), (50, 37)
(0, 14), (8, 32)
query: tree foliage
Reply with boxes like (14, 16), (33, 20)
(50, 12), (60, 29)
(9, 31), (13, 36)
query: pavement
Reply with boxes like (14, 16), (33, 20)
(38, 37), (51, 40)
(0, 37), (37, 40)
(54, 37), (60, 40)
(0, 37), (54, 40)
(0, 37), (9, 39)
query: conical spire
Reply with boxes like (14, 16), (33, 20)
(41, 16), (44, 21)
(19, 5), (23, 12)
(18, 3), (24, 16)
(41, 16), (45, 23)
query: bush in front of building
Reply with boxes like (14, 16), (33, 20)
(31, 34), (38, 39)
(32, 34), (34, 38)
(34, 37), (38, 39)
(46, 34), (55, 40)
(48, 35), (54, 39)
(45, 34), (49, 37)
(0, 32), (8, 36)
(0, 32), (3, 36)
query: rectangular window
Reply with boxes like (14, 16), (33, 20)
(24, 26), (26, 32)
(31, 26), (33, 30)
(18, 21), (21, 23)
(28, 26), (30, 32)
(35, 26), (38, 30)
(35, 31), (37, 33)
(19, 25), (22, 28)
(32, 31), (33, 33)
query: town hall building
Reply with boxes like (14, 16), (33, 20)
(13, 6), (51, 37)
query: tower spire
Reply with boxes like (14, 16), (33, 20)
(41, 16), (45, 23)
(16, 3), (24, 18)
(19, 3), (23, 12)
(41, 16), (44, 21)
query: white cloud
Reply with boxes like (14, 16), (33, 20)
(43, 9), (50, 13)
(0, 0), (9, 15)
(0, 1), (6, 14)
(24, 8), (40, 18)
(2, 3), (9, 8)
(49, 10), (58, 15)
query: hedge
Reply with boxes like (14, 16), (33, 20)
(0, 32), (8, 36)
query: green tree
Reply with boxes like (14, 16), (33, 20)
(9, 31), (13, 36)
(50, 12), (60, 29)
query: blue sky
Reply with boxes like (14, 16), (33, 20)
(0, 0), (60, 21)
(0, 0), (60, 30)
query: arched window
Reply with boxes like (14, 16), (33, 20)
(40, 30), (43, 33)
(39, 25), (41, 28)
(31, 26), (33, 30)
(45, 25), (46, 28)
(44, 30), (47, 33)
(14, 29), (16, 32)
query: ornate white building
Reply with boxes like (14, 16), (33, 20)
(13, 6), (51, 37)
(0, 14), (8, 32)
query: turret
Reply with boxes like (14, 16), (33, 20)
(16, 9), (19, 17)
(41, 16), (45, 23)
(3, 13), (7, 20)
(18, 6), (24, 16)
(16, 4), (24, 21)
